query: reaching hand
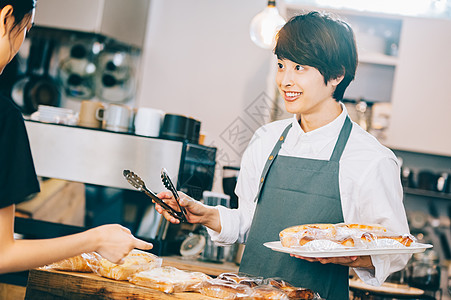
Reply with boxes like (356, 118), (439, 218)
(90, 224), (153, 264)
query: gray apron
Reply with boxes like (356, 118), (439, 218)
(239, 117), (352, 300)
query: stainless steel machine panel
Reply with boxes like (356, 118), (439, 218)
(25, 120), (183, 191)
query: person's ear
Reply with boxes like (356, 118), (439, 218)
(329, 74), (344, 87)
(0, 5), (14, 37)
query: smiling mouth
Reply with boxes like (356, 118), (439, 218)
(284, 91), (302, 102)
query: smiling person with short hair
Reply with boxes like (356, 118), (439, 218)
(155, 11), (410, 300)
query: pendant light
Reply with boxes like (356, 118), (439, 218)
(249, 0), (286, 49)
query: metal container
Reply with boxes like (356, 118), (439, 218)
(159, 114), (201, 144)
(200, 192), (231, 263)
(202, 191), (230, 207)
(159, 114), (188, 141)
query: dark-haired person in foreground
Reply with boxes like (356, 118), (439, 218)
(0, 0), (152, 275)
(154, 11), (410, 300)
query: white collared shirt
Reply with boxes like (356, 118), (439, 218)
(207, 103), (410, 286)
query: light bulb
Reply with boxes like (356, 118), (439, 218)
(250, 1), (286, 49)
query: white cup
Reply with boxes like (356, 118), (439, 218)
(97, 104), (132, 132)
(38, 105), (75, 125)
(134, 107), (164, 137)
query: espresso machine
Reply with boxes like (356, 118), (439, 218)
(18, 120), (216, 256)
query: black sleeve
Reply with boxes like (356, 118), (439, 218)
(0, 105), (40, 208)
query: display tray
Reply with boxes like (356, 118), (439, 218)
(264, 241), (433, 258)
(349, 279), (424, 296)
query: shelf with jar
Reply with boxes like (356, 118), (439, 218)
(401, 167), (451, 200)
(277, 3), (451, 157)
(404, 188), (451, 201)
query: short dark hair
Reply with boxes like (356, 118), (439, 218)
(274, 11), (358, 101)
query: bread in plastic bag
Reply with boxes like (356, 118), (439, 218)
(242, 285), (290, 300)
(265, 278), (316, 300)
(218, 272), (264, 287)
(41, 254), (93, 272)
(207, 273), (319, 300)
(279, 224), (336, 248)
(129, 266), (211, 293)
(82, 249), (162, 280)
(280, 223), (415, 250)
(200, 277), (253, 299)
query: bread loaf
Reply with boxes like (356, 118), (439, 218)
(280, 224), (336, 248)
(43, 254), (93, 272)
(218, 273), (263, 287)
(83, 249), (162, 280)
(268, 279), (315, 300)
(338, 223), (387, 233)
(376, 235), (414, 246)
(130, 266), (211, 293)
(280, 223), (413, 248)
(200, 278), (252, 299)
(246, 285), (289, 300)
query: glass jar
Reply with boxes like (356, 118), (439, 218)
(59, 44), (97, 99)
(408, 251), (441, 291)
(95, 49), (135, 103)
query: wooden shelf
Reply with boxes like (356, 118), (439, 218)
(404, 187), (451, 200)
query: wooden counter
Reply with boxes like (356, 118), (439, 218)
(0, 283), (26, 300)
(25, 269), (217, 300)
(162, 256), (239, 276)
(25, 256), (239, 299)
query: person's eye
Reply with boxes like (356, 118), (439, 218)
(277, 63), (284, 69)
(295, 65), (304, 71)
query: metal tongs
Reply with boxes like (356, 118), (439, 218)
(160, 168), (187, 222)
(123, 169), (187, 222)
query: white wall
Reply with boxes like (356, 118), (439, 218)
(136, 0), (277, 192)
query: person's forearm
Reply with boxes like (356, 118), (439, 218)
(0, 229), (99, 274)
(201, 205), (221, 233)
(1, 205), (152, 274)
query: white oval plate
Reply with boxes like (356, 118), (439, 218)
(263, 241), (433, 258)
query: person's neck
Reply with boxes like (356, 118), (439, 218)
(297, 101), (342, 133)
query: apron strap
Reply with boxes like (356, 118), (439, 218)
(329, 116), (352, 162)
(254, 123), (292, 203)
(253, 116), (352, 202)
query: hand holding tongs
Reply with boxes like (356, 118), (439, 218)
(160, 168), (187, 223)
(123, 169), (187, 222)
